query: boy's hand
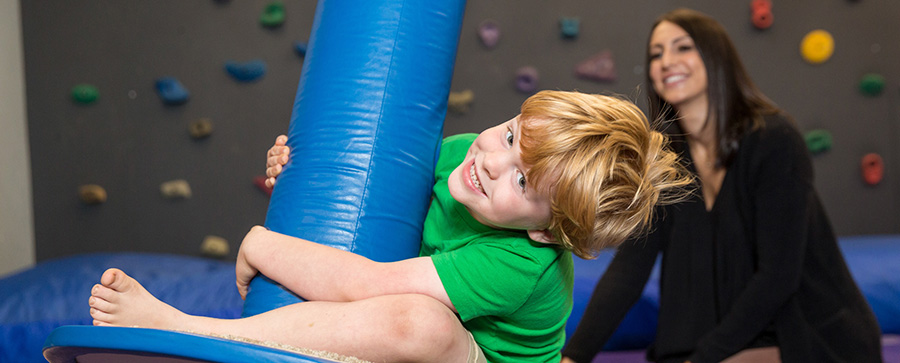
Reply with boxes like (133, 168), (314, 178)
(235, 226), (267, 299)
(265, 135), (290, 188)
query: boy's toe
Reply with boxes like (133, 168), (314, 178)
(100, 268), (132, 292)
(91, 284), (117, 303)
(88, 295), (113, 313)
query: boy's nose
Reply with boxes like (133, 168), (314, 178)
(481, 151), (507, 180)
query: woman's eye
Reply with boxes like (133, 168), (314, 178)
(678, 44), (694, 52)
(505, 130), (514, 146)
(516, 171), (526, 190)
(649, 52), (661, 60)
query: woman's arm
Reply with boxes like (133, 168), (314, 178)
(237, 226), (455, 312)
(562, 231), (662, 362)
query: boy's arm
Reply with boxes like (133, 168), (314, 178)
(238, 226), (455, 312)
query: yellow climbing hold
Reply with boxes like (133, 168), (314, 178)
(79, 184), (107, 205)
(800, 29), (834, 65)
(201, 235), (230, 258)
(448, 90), (474, 114)
(160, 179), (192, 199)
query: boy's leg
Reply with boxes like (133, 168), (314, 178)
(89, 268), (470, 363)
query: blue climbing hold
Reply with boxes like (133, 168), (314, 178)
(225, 60), (267, 82)
(293, 41), (308, 57)
(155, 77), (189, 105)
(560, 17), (580, 39)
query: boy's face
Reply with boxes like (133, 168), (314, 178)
(448, 116), (555, 243)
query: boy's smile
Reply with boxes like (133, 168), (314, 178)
(464, 158), (486, 196)
(448, 116), (555, 243)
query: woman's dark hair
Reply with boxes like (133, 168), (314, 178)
(646, 8), (779, 167)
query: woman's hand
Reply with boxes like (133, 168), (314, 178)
(265, 135), (290, 188)
(235, 225), (267, 299)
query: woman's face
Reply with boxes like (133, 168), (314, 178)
(648, 21), (708, 111)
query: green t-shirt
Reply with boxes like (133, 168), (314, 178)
(420, 133), (574, 363)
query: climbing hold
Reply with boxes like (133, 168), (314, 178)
(225, 60), (267, 82)
(560, 17), (580, 39)
(515, 66), (539, 93)
(803, 129), (832, 155)
(155, 77), (189, 105)
(575, 50), (617, 83)
(751, 7), (773, 30)
(800, 29), (834, 65)
(447, 89), (474, 114)
(859, 73), (885, 97)
(861, 153), (884, 186)
(79, 184), (107, 205)
(188, 118), (213, 139)
(749, 0), (773, 30)
(293, 41), (308, 57)
(71, 84), (99, 104)
(201, 235), (230, 259)
(260, 1), (285, 28)
(751, 0), (772, 13)
(478, 19), (500, 49)
(160, 179), (192, 199)
(253, 175), (273, 197)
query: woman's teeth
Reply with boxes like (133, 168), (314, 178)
(664, 74), (686, 84)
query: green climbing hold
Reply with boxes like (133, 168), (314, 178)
(71, 84), (99, 104)
(260, 1), (285, 28)
(804, 129), (832, 155)
(859, 73), (885, 97)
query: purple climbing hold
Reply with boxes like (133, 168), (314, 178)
(575, 50), (617, 83)
(515, 66), (539, 93)
(478, 19), (500, 49)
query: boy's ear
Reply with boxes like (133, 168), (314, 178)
(527, 229), (558, 244)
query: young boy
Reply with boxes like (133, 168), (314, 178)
(89, 91), (691, 362)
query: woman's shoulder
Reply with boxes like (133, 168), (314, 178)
(740, 112), (813, 173)
(747, 112), (805, 150)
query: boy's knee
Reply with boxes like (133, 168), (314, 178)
(382, 295), (467, 360)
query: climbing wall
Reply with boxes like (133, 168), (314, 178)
(21, 0), (900, 262)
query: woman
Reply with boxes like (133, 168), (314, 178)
(561, 8), (882, 363)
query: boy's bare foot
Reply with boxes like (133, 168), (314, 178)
(88, 268), (185, 330)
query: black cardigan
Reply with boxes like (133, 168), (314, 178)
(563, 114), (882, 363)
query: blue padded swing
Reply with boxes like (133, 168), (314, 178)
(43, 0), (466, 361)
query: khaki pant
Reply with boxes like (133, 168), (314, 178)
(465, 331), (487, 363)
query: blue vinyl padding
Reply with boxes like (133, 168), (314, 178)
(0, 236), (895, 361)
(565, 235), (900, 351)
(43, 326), (333, 363)
(1, 253), (243, 363)
(245, 0), (466, 316)
(37, 0), (466, 361)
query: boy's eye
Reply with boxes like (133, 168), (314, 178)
(505, 130), (514, 146)
(516, 171), (526, 190)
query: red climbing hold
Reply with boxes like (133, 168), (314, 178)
(752, 8), (773, 30)
(861, 153), (884, 186)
